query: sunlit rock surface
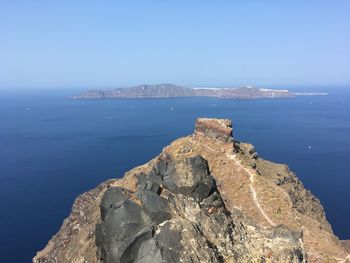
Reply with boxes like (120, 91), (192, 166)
(34, 118), (350, 263)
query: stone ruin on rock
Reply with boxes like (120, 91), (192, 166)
(195, 118), (234, 145)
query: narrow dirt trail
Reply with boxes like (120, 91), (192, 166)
(226, 151), (350, 263)
(201, 143), (276, 227)
(226, 152), (277, 227)
(196, 141), (350, 262)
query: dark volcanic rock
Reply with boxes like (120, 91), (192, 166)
(99, 187), (128, 220)
(140, 190), (171, 224)
(95, 154), (306, 263)
(162, 155), (215, 201)
(95, 155), (223, 263)
(96, 188), (154, 262)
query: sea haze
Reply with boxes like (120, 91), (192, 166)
(0, 87), (349, 262)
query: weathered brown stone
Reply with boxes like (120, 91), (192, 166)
(195, 118), (233, 144)
(342, 240), (350, 252)
(33, 118), (350, 263)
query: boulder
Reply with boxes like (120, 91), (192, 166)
(162, 155), (215, 201)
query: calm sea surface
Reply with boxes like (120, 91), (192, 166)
(0, 88), (349, 262)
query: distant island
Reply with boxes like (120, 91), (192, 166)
(72, 83), (327, 100)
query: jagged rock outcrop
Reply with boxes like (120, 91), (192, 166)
(95, 155), (305, 262)
(34, 118), (350, 263)
(195, 118), (234, 143)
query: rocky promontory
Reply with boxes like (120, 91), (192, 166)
(34, 118), (350, 263)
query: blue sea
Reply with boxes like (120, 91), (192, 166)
(0, 88), (349, 262)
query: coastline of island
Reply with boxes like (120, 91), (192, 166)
(71, 83), (328, 100)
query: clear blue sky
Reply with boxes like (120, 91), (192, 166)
(1, 1), (349, 88)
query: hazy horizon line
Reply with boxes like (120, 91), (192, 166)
(1, 82), (350, 91)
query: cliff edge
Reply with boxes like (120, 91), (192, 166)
(34, 118), (350, 263)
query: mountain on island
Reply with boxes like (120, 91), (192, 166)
(72, 83), (294, 99)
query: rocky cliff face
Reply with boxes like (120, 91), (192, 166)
(34, 118), (350, 263)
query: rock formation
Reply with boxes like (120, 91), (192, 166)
(195, 118), (234, 143)
(34, 118), (350, 263)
